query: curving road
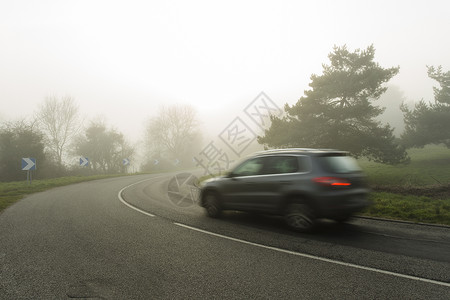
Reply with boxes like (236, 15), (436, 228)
(1, 173), (449, 299)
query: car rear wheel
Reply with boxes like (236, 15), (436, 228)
(203, 192), (222, 218)
(285, 202), (315, 232)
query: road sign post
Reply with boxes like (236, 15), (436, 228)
(123, 158), (130, 173)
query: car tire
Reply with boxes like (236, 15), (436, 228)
(203, 191), (222, 218)
(284, 202), (315, 232)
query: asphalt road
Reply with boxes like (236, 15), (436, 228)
(1, 173), (449, 299)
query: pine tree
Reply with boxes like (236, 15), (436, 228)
(259, 45), (408, 164)
(401, 66), (450, 148)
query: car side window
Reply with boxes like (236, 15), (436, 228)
(232, 158), (264, 177)
(263, 156), (299, 174)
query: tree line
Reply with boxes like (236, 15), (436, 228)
(0, 96), (202, 181)
(1, 44), (449, 181)
(0, 97), (136, 181)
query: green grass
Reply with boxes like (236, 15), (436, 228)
(0, 175), (126, 213)
(359, 145), (450, 186)
(363, 192), (450, 226)
(358, 144), (450, 225)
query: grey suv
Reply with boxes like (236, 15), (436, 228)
(199, 148), (370, 232)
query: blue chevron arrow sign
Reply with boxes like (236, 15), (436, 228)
(80, 157), (89, 167)
(21, 158), (36, 170)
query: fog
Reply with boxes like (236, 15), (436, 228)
(1, 0), (449, 151)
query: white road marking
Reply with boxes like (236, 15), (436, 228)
(118, 177), (163, 217)
(119, 176), (450, 288)
(174, 222), (450, 288)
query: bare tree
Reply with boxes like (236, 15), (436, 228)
(145, 104), (201, 165)
(36, 95), (82, 168)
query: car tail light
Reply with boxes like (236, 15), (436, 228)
(313, 177), (351, 186)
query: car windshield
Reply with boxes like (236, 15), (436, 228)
(317, 155), (362, 173)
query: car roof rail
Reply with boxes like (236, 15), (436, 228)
(252, 148), (351, 158)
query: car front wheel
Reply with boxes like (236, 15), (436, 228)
(203, 192), (222, 218)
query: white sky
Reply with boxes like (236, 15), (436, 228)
(1, 0), (449, 143)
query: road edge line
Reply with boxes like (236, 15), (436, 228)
(174, 222), (450, 288)
(117, 177), (163, 217)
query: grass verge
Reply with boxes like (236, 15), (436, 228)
(359, 145), (450, 226)
(363, 192), (450, 226)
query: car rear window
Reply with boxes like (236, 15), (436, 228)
(317, 155), (362, 173)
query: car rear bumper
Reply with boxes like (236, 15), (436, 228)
(313, 190), (371, 218)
